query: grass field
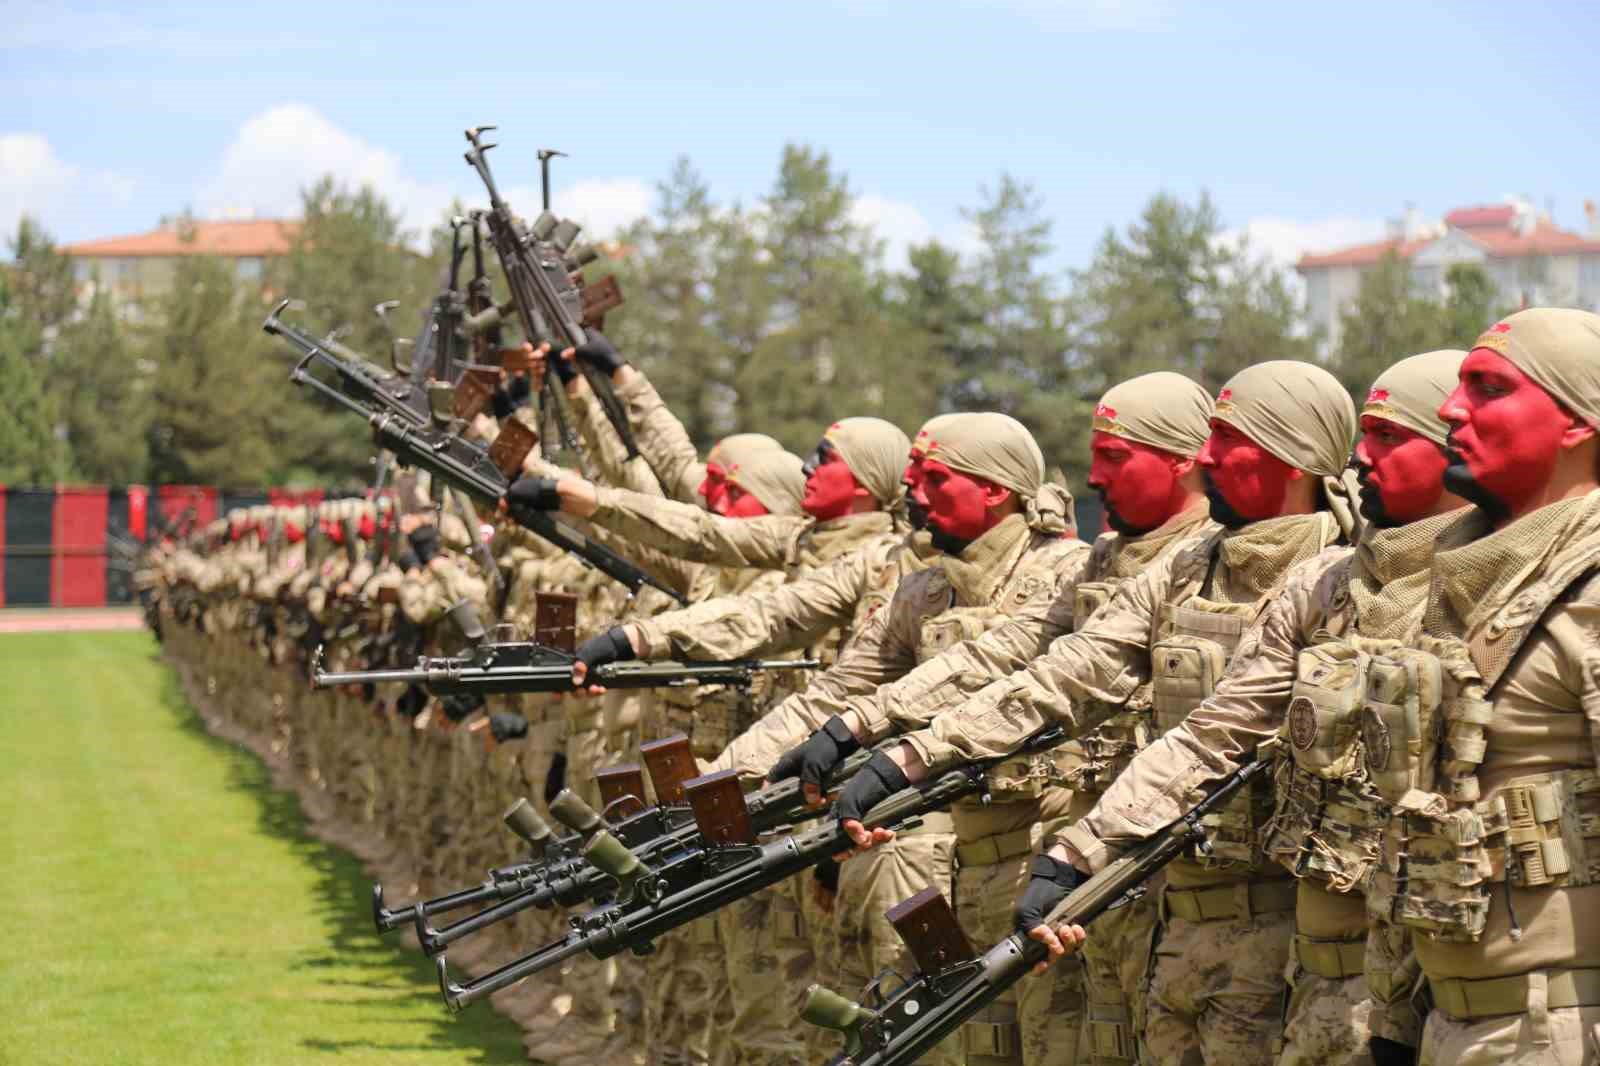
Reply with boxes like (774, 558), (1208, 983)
(0, 630), (528, 1065)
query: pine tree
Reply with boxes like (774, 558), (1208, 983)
(55, 286), (152, 483)
(0, 217), (76, 483)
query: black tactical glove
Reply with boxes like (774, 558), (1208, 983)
(573, 626), (635, 678)
(833, 750), (909, 826)
(1013, 853), (1086, 934)
(395, 684), (429, 718)
(506, 475), (563, 512)
(574, 330), (626, 375)
(1367, 1037), (1417, 1066)
(767, 715), (860, 789)
(440, 691), (485, 723)
(395, 549), (420, 573)
(544, 751), (568, 803)
(549, 348), (578, 385)
(491, 375), (532, 419)
(489, 711), (529, 743)
(407, 524), (439, 566)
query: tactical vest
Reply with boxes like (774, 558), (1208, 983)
(1062, 579), (1154, 797)
(1364, 562), (1600, 943)
(1148, 546), (1274, 871)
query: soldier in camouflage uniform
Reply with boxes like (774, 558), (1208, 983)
(842, 362), (1361, 1066)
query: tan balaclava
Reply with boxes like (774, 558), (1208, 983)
(1362, 350), (1467, 446)
(820, 417), (913, 508)
(921, 411), (1073, 535)
(1094, 371), (1214, 457)
(725, 449), (806, 515)
(1470, 308), (1600, 427)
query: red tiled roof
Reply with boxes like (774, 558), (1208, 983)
(1297, 218), (1600, 271)
(63, 219), (299, 258)
(1445, 205), (1516, 229)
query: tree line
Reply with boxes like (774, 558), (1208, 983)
(0, 147), (1504, 491)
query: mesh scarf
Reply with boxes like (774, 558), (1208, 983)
(1217, 511), (1342, 602)
(1100, 498), (1214, 581)
(939, 512), (1034, 606)
(1425, 491), (1600, 682)
(1348, 507), (1466, 639)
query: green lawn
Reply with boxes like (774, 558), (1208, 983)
(0, 630), (528, 1065)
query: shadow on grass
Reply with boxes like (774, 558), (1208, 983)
(154, 666), (530, 1065)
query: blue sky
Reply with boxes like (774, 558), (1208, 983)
(4, 0), (1596, 272)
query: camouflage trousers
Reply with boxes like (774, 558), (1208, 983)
(955, 841), (1085, 1066)
(1419, 1002), (1600, 1066)
(642, 919), (724, 1066)
(714, 874), (815, 1066)
(833, 822), (962, 1066)
(1363, 919), (1423, 1049)
(1143, 889), (1293, 1066)
(1079, 879), (1160, 1064)
(1278, 969), (1373, 1066)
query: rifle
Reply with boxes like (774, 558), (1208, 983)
(462, 126), (641, 463)
(406, 739), (872, 957)
(311, 643), (819, 696)
(263, 303), (688, 606)
(801, 748), (1279, 1066)
(435, 727), (1069, 1012)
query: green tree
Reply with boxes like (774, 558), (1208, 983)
(1441, 261), (1500, 344)
(1069, 192), (1313, 400)
(143, 253), (281, 485)
(0, 217), (75, 483)
(55, 286), (152, 483)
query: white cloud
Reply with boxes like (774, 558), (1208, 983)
(1218, 215), (1392, 271)
(0, 132), (134, 241)
(199, 104), (454, 238)
(547, 177), (652, 239)
(850, 194), (984, 269)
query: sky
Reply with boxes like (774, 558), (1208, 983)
(3, 0), (1597, 276)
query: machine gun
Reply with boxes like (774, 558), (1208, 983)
(462, 126), (640, 464)
(435, 728), (1070, 1012)
(801, 748), (1279, 1066)
(263, 303), (687, 606)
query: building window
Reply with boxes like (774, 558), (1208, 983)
(235, 257), (262, 282)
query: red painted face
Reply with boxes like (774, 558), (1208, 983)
(802, 444), (866, 521)
(699, 461), (731, 515)
(1196, 419), (1300, 526)
(285, 523), (305, 544)
(358, 514), (376, 540)
(1087, 431), (1187, 535)
(922, 459), (1001, 541)
(1439, 348), (1579, 519)
(1353, 416), (1448, 526)
(722, 484), (770, 518)
(326, 521), (345, 546)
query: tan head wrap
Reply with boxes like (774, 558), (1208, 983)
(1470, 308), (1600, 429)
(707, 433), (783, 469)
(922, 411), (1072, 534)
(1093, 372), (1214, 458)
(821, 417), (912, 508)
(1361, 350), (1466, 446)
(725, 449), (805, 516)
(1212, 361), (1356, 477)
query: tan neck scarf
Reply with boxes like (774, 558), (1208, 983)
(1349, 507), (1466, 640)
(1425, 491), (1600, 680)
(939, 513), (1034, 606)
(1217, 511), (1342, 602)
(1099, 498), (1214, 581)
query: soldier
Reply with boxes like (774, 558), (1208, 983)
(832, 361), (1360, 1066)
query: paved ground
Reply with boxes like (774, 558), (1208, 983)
(0, 607), (143, 633)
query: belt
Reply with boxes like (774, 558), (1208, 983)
(1430, 967), (1600, 1021)
(1293, 934), (1367, 980)
(956, 828), (1037, 868)
(1161, 879), (1297, 923)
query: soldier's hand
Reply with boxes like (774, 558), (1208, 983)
(572, 626), (635, 688)
(572, 330), (626, 375)
(768, 716), (860, 807)
(1015, 853), (1087, 976)
(505, 476), (563, 511)
(834, 751), (907, 851)
(1027, 921), (1087, 976)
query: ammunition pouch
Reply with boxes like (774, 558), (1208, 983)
(1072, 580), (1117, 629)
(917, 606), (1002, 662)
(1481, 770), (1600, 888)
(1265, 641), (1389, 891)
(1152, 599), (1261, 869)
(1065, 700), (1154, 797)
